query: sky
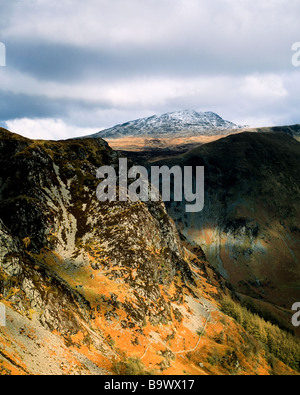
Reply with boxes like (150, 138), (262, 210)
(0, 0), (300, 140)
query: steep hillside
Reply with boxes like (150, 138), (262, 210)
(252, 125), (300, 140)
(0, 128), (298, 375)
(158, 132), (300, 334)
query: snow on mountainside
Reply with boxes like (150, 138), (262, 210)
(85, 110), (243, 139)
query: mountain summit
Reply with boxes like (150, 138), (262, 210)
(86, 110), (242, 139)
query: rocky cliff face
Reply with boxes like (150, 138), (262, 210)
(0, 128), (192, 326)
(0, 128), (298, 375)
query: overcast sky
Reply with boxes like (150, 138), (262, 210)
(0, 0), (300, 140)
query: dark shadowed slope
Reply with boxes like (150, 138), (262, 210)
(159, 132), (300, 332)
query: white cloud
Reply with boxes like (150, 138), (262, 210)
(242, 75), (288, 99)
(0, 65), (289, 108)
(5, 118), (99, 140)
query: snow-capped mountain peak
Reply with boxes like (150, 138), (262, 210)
(85, 110), (242, 139)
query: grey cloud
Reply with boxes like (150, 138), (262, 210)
(5, 31), (295, 85)
(0, 91), (64, 121)
(0, 90), (111, 124)
(1, 0), (300, 139)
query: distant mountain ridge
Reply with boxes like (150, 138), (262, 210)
(85, 110), (243, 139)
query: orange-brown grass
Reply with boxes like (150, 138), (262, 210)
(24, 245), (299, 376)
(105, 135), (240, 152)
